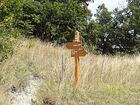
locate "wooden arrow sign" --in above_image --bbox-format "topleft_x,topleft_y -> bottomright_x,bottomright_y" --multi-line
77,49 -> 87,56
66,42 -> 82,49
71,49 -> 87,57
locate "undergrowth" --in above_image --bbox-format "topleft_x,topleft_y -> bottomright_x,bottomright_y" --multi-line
0,39 -> 140,105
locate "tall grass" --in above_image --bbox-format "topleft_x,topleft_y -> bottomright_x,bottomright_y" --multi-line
0,39 -> 140,105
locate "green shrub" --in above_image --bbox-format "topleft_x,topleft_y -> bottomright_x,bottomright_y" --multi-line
0,28 -> 22,62
0,0 -> 92,43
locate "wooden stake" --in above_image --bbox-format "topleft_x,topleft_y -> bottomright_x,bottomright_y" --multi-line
75,52 -> 80,88
75,31 -> 80,88
61,54 -> 65,81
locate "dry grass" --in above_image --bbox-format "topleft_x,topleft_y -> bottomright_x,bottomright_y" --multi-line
0,39 -> 140,105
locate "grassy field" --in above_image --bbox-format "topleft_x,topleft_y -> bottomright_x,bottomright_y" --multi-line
0,39 -> 140,105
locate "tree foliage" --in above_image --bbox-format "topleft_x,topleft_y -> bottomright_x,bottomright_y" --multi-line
87,2 -> 140,54
128,0 -> 140,52
0,0 -> 140,57
0,0 -> 92,43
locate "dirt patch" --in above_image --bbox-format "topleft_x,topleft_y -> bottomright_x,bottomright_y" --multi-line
10,74 -> 42,105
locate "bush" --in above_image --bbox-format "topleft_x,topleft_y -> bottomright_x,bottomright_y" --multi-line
0,28 -> 22,62
0,0 -> 92,43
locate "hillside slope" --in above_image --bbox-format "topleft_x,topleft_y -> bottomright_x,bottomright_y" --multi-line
0,39 -> 140,105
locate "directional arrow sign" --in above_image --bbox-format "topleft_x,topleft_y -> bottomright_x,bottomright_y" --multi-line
71,49 -> 87,57
66,42 -> 82,49
77,49 -> 87,56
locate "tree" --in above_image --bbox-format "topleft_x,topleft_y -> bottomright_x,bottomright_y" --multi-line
111,8 -> 136,54
95,4 -> 112,25
94,4 -> 113,54
128,0 -> 140,53
92,2 -> 140,54
0,0 -> 93,43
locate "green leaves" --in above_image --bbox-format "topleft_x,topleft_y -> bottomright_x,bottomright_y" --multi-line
128,0 -> 140,53
0,28 -> 22,62
87,2 -> 140,54
95,4 -> 112,25
28,0 -> 92,43
2,0 -> 91,43
0,0 -> 139,55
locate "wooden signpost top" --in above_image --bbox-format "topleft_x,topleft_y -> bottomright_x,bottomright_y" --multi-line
75,31 -> 80,42
66,31 -> 87,57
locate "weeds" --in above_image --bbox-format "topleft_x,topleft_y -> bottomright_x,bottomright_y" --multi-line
0,39 -> 140,105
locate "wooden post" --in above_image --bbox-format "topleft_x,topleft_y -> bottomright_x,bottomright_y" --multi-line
75,52 -> 80,87
61,54 -> 65,81
75,31 -> 80,88
75,31 -> 80,42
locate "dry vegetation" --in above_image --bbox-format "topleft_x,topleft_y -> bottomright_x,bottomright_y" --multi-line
0,39 -> 140,105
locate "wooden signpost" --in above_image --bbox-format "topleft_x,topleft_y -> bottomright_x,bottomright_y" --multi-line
66,31 -> 87,88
